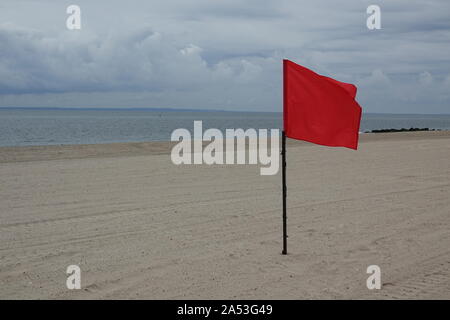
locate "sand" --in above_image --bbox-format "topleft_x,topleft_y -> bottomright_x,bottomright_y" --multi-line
0,131 -> 449,299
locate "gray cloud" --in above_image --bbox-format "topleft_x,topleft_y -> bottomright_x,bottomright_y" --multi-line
0,0 -> 449,113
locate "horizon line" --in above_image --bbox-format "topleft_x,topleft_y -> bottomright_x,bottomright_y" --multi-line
0,106 -> 449,116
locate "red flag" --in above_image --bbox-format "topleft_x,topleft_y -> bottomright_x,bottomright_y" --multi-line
283,59 -> 362,150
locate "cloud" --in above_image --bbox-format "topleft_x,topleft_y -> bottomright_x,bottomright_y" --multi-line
0,0 -> 450,113
418,71 -> 433,85
0,25 -> 210,94
0,23 -> 280,110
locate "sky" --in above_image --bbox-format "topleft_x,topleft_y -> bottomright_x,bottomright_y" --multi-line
0,0 -> 449,113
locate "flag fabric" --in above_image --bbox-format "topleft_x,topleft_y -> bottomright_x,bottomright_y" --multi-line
283,59 -> 362,150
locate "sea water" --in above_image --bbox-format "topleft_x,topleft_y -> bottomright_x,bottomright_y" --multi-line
0,108 -> 449,147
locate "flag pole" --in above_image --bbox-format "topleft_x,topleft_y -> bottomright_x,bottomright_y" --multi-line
281,130 -> 287,255
281,59 -> 288,255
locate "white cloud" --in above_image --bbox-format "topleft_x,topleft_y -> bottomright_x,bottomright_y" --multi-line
180,44 -> 202,56
418,71 -> 433,85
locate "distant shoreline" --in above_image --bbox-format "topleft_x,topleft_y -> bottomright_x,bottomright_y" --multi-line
367,127 -> 442,133
0,106 -> 450,116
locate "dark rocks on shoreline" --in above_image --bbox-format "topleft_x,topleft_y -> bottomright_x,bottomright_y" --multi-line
366,128 -> 440,133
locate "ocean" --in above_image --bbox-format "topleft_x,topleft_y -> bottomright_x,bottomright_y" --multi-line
1,108 -> 450,147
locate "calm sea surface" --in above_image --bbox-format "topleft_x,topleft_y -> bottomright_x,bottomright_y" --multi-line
1,108 -> 450,147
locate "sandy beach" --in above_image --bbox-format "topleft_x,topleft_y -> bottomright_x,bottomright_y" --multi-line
0,131 -> 449,299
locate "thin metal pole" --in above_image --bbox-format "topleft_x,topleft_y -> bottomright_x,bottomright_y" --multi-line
281,130 -> 287,255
